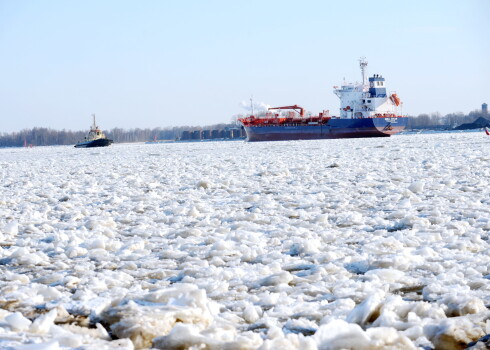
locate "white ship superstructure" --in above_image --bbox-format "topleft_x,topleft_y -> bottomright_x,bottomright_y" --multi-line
334,58 -> 402,119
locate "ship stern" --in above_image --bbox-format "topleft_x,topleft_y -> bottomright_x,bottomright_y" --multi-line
372,117 -> 408,136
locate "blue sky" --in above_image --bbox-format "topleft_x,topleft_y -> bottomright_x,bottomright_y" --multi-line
0,0 -> 489,132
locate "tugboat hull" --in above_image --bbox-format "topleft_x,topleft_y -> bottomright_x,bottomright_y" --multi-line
74,138 -> 113,148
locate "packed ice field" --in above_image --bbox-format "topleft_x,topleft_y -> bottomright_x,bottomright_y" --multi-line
1,131 -> 490,350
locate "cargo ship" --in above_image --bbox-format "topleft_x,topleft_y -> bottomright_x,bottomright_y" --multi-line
238,58 -> 408,142
74,115 -> 113,148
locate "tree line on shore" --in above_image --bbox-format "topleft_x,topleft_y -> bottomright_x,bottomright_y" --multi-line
0,123 -> 235,147
406,109 -> 487,130
0,110 -> 488,147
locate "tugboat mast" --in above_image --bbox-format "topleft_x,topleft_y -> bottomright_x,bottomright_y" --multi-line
91,114 -> 97,130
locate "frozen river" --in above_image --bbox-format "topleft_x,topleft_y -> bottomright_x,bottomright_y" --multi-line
1,132 -> 490,349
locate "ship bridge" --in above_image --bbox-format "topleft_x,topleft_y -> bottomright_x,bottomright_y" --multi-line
369,74 -> 386,97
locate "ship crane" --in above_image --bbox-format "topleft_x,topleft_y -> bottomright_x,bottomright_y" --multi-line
268,105 -> 305,117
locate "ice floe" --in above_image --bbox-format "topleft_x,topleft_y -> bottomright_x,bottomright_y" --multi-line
0,132 -> 489,349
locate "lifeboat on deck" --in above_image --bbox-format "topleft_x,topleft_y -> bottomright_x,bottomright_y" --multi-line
390,94 -> 401,106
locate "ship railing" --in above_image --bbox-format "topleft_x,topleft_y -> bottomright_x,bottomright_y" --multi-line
252,121 -> 331,127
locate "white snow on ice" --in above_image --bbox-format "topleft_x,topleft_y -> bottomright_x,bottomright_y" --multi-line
0,132 -> 490,349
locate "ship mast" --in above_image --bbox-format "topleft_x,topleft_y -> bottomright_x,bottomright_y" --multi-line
359,57 -> 368,87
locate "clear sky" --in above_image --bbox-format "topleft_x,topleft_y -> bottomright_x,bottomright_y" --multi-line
0,0 -> 489,132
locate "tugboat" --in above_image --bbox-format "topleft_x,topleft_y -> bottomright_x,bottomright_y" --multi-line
238,58 -> 408,141
74,114 -> 113,148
